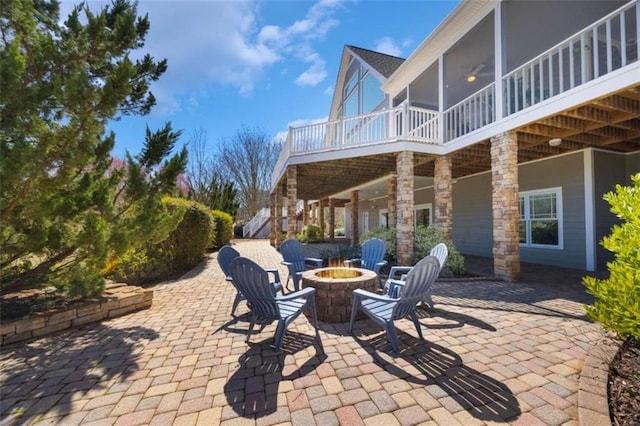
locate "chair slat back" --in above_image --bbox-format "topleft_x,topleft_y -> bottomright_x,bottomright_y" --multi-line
429,243 -> 448,273
360,238 -> 386,271
280,239 -> 307,273
230,257 -> 279,319
393,256 -> 440,318
217,245 -> 240,280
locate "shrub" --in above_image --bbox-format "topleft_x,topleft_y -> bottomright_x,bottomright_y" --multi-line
584,173 -> 640,341
211,210 -> 233,249
360,227 -> 397,260
106,198 -> 213,284
412,225 -> 465,276
297,224 -> 323,243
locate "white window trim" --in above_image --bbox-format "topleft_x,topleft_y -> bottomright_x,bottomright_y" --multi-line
414,203 -> 433,228
379,208 -> 388,228
362,211 -> 369,234
519,187 -> 564,250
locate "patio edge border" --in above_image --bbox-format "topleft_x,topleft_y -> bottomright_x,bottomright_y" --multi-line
577,330 -> 620,426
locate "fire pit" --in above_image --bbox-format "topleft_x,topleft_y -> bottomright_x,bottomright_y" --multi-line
301,267 -> 378,323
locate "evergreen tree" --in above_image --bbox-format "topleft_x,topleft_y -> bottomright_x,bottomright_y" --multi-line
0,0 -> 187,296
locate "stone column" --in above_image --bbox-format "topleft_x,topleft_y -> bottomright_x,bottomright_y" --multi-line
269,192 -> 276,246
328,198 -> 335,242
491,131 -> 520,282
434,155 -> 453,241
387,175 -> 397,229
319,199 -> 325,240
302,199 -> 309,227
275,185 -> 282,246
286,166 -> 297,240
396,151 -> 414,265
351,191 -> 359,245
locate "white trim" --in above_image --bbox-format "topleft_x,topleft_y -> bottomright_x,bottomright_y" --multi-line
519,187 -> 564,250
362,211 -> 370,234
584,149 -> 596,271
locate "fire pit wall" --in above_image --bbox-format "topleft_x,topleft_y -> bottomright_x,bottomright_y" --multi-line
301,267 -> 378,323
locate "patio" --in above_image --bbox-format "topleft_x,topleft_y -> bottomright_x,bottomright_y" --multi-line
0,239 -> 612,425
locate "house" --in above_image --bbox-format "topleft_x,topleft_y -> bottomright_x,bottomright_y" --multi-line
268,0 -> 640,281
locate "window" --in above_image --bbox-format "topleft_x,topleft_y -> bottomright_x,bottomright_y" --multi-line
519,188 -> 563,249
379,209 -> 388,229
414,204 -> 432,228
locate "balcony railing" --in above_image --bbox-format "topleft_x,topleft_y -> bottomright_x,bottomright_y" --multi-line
243,207 -> 270,238
503,0 -> 638,116
443,83 -> 496,142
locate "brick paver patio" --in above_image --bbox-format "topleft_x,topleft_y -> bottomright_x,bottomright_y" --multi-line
0,239 -> 607,425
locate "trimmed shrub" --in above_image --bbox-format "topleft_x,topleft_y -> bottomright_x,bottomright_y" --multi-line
360,227 -> 397,260
106,198 -> 213,284
584,173 -> 640,341
297,224 -> 323,243
211,210 -> 233,249
412,225 -> 465,276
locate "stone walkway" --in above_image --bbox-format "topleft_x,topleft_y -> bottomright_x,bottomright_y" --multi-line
0,240 -> 608,425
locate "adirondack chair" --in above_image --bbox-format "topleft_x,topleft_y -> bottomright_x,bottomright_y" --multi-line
229,256 -> 320,351
384,243 -> 448,308
279,239 -> 324,292
349,255 -> 441,353
217,245 -> 283,315
345,238 -> 388,287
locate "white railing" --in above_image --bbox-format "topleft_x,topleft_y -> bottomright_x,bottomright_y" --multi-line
443,83 -> 496,142
504,1 -> 638,116
243,207 -> 270,238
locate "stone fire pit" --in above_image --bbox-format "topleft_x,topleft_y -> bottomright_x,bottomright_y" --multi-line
301,267 -> 378,323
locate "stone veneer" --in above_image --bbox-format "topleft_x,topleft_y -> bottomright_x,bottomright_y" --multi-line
387,175 -> 397,229
274,185 -> 283,247
328,197 -> 335,242
396,151 -> 414,265
286,166 -> 297,239
319,199 -> 325,238
434,155 -> 453,241
491,131 -> 521,282
1,283 -> 153,345
269,192 -> 276,246
350,191 -> 359,245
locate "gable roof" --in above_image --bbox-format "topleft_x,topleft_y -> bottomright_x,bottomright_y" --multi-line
345,45 -> 405,79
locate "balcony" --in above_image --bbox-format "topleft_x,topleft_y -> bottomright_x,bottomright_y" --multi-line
273,1 -> 639,190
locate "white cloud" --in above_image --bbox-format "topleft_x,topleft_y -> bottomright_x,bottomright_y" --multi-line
295,53 -> 327,87
274,116 -> 329,142
373,36 -> 402,57
324,84 -> 335,96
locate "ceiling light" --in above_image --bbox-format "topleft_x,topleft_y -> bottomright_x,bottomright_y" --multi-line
548,138 -> 562,147
466,74 -> 477,83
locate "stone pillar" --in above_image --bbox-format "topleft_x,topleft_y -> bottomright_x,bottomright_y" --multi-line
434,155 -> 453,241
275,185 -> 282,246
286,166 -> 297,240
387,175 -> 397,229
351,191 -> 359,245
319,199 -> 325,240
312,202 -> 318,225
491,131 -> 520,282
328,198 -> 335,242
269,192 -> 276,246
396,151 -> 414,265
302,199 -> 309,227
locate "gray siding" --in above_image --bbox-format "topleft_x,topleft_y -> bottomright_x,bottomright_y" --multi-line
452,173 -> 494,256
594,151 -> 635,270
626,153 -> 640,180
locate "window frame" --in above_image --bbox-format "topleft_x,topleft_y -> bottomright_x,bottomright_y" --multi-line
519,187 -> 563,250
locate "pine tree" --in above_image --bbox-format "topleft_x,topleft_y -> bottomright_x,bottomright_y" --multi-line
0,0 -> 187,296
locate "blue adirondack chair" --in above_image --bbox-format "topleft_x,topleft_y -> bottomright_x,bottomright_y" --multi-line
384,243 -> 448,307
217,245 -> 283,316
229,256 -> 320,351
279,239 -> 324,292
349,255 -> 440,353
345,238 -> 388,287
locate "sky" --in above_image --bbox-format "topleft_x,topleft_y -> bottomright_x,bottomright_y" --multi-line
60,0 -> 460,158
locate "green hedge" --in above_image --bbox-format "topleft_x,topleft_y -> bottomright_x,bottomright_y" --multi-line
211,210 -> 233,250
106,197 -> 214,284
297,224 -> 323,243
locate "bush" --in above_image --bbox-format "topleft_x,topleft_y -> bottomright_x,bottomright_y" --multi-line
106,198 -> 214,284
297,224 -> 323,243
584,173 -> 640,341
360,227 -> 397,260
413,225 -> 465,276
211,210 -> 233,249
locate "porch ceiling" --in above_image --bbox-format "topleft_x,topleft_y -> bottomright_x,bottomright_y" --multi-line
281,84 -> 640,200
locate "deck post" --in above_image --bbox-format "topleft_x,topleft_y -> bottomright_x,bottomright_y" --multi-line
387,175 -> 397,229
396,151 -> 414,265
319,199 -> 325,240
302,199 -> 309,227
490,130 -> 520,282
434,155 -> 453,241
351,191 -> 359,245
286,166 -> 297,240
329,197 -> 336,242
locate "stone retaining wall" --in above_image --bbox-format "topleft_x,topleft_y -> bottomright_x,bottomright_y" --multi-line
1,283 -> 153,345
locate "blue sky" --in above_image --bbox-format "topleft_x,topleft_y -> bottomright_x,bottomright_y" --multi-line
62,0 -> 459,158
